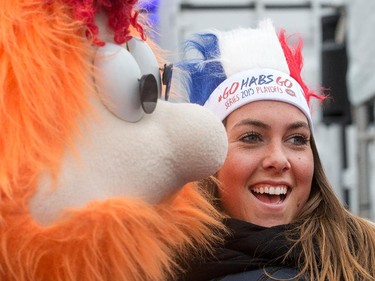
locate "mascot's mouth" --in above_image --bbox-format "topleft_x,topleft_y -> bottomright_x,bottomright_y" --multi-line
250,185 -> 288,204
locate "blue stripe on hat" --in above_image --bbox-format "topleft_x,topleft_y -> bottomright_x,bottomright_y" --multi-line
176,33 -> 227,105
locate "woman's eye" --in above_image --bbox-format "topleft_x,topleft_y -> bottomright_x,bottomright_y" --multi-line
240,131 -> 262,143
289,134 -> 309,146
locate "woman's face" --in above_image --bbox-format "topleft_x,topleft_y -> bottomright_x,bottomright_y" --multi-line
217,101 -> 313,227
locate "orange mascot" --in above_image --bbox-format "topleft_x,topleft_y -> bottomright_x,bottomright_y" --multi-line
0,0 -> 228,280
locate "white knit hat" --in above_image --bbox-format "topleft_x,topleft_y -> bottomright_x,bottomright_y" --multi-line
178,19 -> 314,130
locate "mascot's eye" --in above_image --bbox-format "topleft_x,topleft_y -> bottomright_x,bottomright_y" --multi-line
138,64 -> 173,113
127,38 -> 173,102
94,39 -> 172,122
139,74 -> 158,113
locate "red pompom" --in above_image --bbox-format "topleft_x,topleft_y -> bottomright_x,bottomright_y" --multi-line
278,29 -> 325,105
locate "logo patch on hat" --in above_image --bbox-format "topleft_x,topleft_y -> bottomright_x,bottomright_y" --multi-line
204,68 -> 312,129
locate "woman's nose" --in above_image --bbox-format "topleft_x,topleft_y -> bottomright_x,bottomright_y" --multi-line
261,142 -> 291,172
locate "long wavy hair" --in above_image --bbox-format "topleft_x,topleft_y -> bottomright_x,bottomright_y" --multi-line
279,29 -> 375,281
286,135 -> 375,280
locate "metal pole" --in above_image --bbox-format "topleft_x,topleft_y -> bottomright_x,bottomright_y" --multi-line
355,104 -> 371,218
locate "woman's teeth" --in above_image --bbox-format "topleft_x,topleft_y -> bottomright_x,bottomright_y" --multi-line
252,186 -> 287,195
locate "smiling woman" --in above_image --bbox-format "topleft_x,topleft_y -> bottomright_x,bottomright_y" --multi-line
218,101 -> 313,228
176,19 -> 375,281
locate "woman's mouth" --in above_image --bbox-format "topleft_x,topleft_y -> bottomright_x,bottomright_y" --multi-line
250,185 -> 288,204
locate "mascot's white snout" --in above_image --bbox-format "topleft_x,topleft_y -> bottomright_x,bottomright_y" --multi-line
28,30 -> 228,225
29,96 -> 227,225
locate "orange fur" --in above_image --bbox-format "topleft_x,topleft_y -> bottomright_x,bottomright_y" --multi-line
0,1 -> 225,280
1,183 -> 223,281
0,0 -> 92,201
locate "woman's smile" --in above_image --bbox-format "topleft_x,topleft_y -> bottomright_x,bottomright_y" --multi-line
250,183 -> 289,204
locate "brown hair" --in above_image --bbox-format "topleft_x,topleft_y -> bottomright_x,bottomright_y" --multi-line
286,136 -> 375,280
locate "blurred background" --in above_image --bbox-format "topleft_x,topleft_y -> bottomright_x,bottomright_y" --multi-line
143,0 -> 375,221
